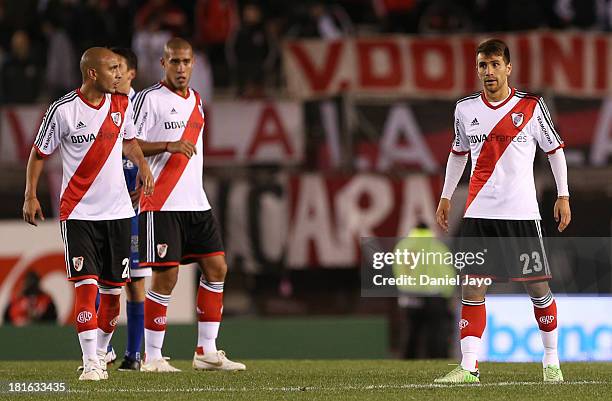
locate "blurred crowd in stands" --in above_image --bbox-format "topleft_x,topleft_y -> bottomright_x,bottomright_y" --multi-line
1,0 -> 612,103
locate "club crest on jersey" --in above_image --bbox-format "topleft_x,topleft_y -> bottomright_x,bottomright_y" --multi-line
72,256 -> 84,272
157,243 -> 168,258
511,112 -> 524,127
111,112 -> 122,127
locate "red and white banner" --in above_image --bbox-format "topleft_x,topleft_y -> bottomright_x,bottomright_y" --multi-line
205,100 -> 304,165
283,31 -> 612,99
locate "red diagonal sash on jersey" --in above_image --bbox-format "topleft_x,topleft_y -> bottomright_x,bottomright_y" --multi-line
465,96 -> 538,213
140,92 -> 204,211
60,95 -> 128,220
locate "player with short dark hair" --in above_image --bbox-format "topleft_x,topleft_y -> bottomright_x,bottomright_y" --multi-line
23,47 -> 154,381
434,38 -> 570,384
110,46 -> 150,371
133,37 -> 245,372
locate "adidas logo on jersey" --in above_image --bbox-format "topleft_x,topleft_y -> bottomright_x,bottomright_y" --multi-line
170,108 -> 178,114
470,118 -> 479,126
76,121 -> 86,129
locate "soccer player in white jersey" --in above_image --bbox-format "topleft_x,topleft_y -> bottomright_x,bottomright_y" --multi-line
132,38 -> 245,372
22,47 -> 154,381
434,39 -> 571,384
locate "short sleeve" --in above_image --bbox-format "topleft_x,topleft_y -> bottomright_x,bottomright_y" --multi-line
451,106 -> 470,155
122,98 -> 136,140
532,98 -> 564,154
132,90 -> 156,140
33,102 -> 63,157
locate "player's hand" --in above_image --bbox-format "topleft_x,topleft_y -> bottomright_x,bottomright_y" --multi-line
23,197 -> 44,226
554,197 -> 571,232
167,140 -> 196,158
436,198 -> 451,233
138,165 -> 155,197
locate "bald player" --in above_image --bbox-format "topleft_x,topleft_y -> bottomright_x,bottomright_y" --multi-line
23,47 -> 154,381
133,38 -> 245,372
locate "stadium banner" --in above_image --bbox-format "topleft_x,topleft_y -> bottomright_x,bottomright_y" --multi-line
205,100 -> 304,165
0,221 -> 195,326
481,296 -> 612,362
208,172 -> 451,272
304,98 -> 612,170
283,31 -> 612,100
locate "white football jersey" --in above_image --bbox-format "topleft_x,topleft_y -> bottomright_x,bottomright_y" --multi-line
33,89 -> 136,221
452,88 -> 564,220
133,82 -> 210,212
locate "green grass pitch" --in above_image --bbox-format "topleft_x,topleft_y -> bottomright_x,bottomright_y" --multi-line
1,360 -> 610,400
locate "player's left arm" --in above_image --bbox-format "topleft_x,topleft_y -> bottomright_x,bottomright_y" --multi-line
533,98 -> 571,232
123,139 -> 154,196
549,150 -> 571,232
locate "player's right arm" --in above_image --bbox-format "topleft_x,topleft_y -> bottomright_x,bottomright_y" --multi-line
23,149 -> 46,226
132,88 -> 196,158
436,106 -> 470,232
23,99 -> 63,226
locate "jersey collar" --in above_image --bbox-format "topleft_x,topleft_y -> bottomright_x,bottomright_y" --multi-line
480,87 -> 514,110
76,88 -> 106,110
160,81 -> 191,99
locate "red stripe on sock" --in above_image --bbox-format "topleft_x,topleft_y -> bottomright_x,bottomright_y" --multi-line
460,303 -> 486,339
534,299 -> 557,332
97,293 -> 120,333
144,297 -> 168,331
74,283 -> 98,333
197,285 -> 223,322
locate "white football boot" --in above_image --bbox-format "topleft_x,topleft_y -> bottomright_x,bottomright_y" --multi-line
192,350 -> 246,371
140,357 -> 181,372
78,356 -> 107,381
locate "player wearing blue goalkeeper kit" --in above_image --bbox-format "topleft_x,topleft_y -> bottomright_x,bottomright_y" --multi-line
112,47 -> 151,371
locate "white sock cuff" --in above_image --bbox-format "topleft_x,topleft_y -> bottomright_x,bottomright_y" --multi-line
78,328 -> 97,340
531,291 -> 554,308
462,298 -> 485,306
146,290 -> 171,306
200,279 -> 224,293
74,278 -> 98,288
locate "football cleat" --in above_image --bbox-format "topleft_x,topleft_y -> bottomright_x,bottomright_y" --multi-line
117,356 -> 141,371
434,365 -> 480,384
96,350 -> 110,379
78,357 -> 107,381
140,357 -> 181,372
543,365 -> 564,382
105,347 -> 117,365
192,350 -> 246,371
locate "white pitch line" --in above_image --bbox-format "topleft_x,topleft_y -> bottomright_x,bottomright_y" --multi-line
66,381 -> 607,393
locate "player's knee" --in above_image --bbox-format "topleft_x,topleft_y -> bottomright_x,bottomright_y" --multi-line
204,262 -> 227,282
525,280 -> 550,298
126,277 -> 145,301
151,268 -> 179,294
